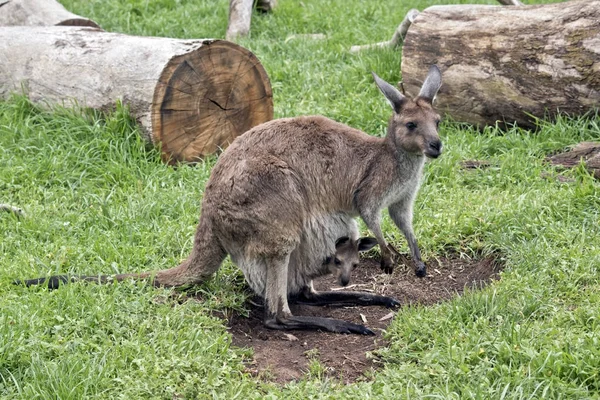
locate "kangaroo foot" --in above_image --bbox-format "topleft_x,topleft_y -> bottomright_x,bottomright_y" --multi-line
293,290 -> 400,308
264,315 -> 375,335
414,261 -> 426,277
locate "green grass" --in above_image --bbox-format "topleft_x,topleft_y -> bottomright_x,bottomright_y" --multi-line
1,0 -> 599,398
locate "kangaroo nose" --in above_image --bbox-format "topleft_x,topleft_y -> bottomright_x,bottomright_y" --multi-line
429,140 -> 442,152
426,140 -> 442,158
339,274 -> 350,287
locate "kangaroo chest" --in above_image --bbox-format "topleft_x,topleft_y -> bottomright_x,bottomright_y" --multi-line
380,161 -> 425,209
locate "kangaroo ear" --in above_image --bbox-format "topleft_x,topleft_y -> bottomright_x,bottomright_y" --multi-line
418,65 -> 442,103
357,237 -> 378,252
335,236 -> 351,248
372,72 -> 405,114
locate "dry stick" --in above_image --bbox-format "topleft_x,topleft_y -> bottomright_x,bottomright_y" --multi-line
350,9 -> 419,53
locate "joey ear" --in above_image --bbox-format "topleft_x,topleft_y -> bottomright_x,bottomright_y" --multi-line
335,236 -> 351,248
418,65 -> 442,103
357,237 -> 378,252
372,72 -> 405,114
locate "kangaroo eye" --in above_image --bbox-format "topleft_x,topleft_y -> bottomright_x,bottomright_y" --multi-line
334,258 -> 341,265
406,122 -> 417,130
352,264 -> 359,270
436,119 -> 441,128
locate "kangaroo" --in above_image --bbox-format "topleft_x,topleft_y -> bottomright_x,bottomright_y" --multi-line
19,66 -> 443,334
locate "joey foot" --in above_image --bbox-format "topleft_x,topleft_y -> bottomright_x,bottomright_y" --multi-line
380,243 -> 401,274
380,255 -> 394,274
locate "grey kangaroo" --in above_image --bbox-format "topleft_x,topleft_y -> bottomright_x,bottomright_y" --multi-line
19,66 -> 443,335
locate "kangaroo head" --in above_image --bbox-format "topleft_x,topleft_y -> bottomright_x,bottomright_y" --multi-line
326,236 -> 378,287
372,65 -> 443,159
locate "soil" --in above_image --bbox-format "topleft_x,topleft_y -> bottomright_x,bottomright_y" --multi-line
224,254 -> 502,384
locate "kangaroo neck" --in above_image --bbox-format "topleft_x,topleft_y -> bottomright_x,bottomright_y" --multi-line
384,134 -> 425,173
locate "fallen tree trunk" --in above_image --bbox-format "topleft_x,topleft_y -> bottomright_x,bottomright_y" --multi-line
0,0 -> 100,28
547,142 -> 600,179
401,0 -> 600,129
0,26 -> 273,164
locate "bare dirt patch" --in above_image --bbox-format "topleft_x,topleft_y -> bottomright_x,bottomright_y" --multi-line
224,254 -> 502,384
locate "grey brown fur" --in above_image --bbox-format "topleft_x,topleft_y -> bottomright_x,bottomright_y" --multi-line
19,66 -> 443,335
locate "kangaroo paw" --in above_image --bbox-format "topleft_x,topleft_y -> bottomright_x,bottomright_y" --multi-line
414,261 -> 426,277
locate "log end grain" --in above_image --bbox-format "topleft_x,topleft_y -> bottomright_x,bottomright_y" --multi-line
152,40 -> 273,164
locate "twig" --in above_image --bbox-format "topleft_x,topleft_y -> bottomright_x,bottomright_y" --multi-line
343,355 -> 366,365
350,9 -> 419,53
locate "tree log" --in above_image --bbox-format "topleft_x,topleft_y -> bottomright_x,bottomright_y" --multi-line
401,0 -> 600,129
0,0 -> 100,28
0,26 -> 273,164
547,142 -> 600,179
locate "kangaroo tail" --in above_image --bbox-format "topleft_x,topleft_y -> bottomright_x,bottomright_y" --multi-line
13,272 -> 155,290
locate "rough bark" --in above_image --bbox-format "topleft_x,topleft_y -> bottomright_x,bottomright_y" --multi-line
0,0 -> 100,28
0,26 -> 273,164
547,142 -> 600,179
401,0 -> 600,129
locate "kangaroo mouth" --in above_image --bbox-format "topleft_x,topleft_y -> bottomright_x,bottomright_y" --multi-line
425,149 -> 442,159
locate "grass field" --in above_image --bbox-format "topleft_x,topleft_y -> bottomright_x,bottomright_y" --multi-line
1,0 -> 599,398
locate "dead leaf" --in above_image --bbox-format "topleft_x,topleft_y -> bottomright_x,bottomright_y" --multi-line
283,333 -> 299,342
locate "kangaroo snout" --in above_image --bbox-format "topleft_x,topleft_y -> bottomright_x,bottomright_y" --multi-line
339,273 -> 350,287
426,139 -> 443,158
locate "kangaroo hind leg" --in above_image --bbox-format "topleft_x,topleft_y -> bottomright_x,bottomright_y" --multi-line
262,256 -> 374,335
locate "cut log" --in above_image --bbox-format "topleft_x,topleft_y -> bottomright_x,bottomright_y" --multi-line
0,0 -> 100,28
547,142 -> 600,179
0,26 -> 273,164
401,0 -> 600,129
